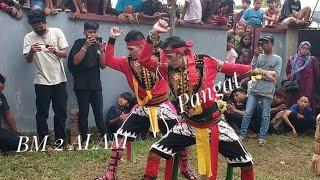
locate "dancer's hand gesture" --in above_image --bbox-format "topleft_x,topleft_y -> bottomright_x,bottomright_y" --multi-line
151,19 -> 170,34
110,27 -> 123,38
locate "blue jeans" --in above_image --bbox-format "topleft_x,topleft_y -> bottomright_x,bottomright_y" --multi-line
240,92 -> 272,139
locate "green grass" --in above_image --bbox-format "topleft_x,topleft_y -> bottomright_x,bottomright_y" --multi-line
0,135 -> 319,180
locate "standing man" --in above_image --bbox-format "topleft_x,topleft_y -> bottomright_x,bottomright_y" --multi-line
23,9 -> 69,149
68,21 -> 108,143
240,34 -> 282,146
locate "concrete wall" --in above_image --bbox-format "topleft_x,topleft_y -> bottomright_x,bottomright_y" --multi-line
0,12 -> 288,132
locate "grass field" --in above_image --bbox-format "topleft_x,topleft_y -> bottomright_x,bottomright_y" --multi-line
0,135 -> 319,180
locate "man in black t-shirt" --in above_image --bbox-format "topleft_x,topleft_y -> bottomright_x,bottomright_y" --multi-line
0,73 -> 20,152
279,0 -> 311,25
68,21 -> 107,142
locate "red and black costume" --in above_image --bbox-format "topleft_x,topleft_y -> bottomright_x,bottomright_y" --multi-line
138,36 -> 256,180
96,37 -> 194,180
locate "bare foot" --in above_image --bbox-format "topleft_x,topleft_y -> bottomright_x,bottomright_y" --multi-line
51,8 -> 58,15
44,7 -> 51,15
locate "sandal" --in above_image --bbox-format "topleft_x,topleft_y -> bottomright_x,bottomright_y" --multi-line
181,169 -> 197,180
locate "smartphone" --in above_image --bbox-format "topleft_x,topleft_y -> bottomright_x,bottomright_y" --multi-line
96,37 -> 102,43
38,43 -> 48,51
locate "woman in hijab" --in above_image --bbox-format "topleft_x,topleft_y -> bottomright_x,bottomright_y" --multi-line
286,41 -> 320,114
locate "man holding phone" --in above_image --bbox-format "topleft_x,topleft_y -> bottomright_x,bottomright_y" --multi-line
240,34 -> 282,146
68,21 -> 107,143
23,9 -> 69,150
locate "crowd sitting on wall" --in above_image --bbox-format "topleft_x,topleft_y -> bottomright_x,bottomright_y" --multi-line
0,0 -> 313,28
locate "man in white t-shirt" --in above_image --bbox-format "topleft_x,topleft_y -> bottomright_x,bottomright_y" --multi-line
23,9 -> 69,149
179,0 -> 202,24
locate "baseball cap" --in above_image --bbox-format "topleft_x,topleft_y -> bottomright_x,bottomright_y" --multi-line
258,34 -> 274,44
27,9 -> 46,25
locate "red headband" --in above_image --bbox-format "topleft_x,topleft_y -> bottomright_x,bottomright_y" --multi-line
126,39 -> 145,47
164,41 -> 198,85
163,47 -> 188,54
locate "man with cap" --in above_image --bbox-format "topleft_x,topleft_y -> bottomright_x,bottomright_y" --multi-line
23,9 -> 69,150
240,34 -> 282,146
96,28 -> 195,180
68,21 -> 108,143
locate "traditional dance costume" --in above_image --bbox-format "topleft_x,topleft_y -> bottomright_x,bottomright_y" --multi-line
96,37 -> 194,180
139,35 -> 257,180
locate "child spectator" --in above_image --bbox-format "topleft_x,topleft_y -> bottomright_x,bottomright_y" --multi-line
0,0 -> 22,19
263,0 -> 279,27
179,0 -> 202,24
62,0 -> 87,14
282,96 -> 315,136
270,88 -> 287,119
225,88 -> 261,134
235,32 -> 252,63
105,92 -> 133,139
139,0 -> 166,21
234,0 -> 251,24
269,88 -> 287,134
241,0 -> 264,28
210,1 -> 230,25
30,0 -> 45,10
236,49 -> 252,65
226,34 -> 238,63
239,35 -> 282,146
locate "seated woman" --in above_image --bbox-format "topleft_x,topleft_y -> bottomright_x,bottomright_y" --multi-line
285,41 -> 320,114
279,0 -> 311,26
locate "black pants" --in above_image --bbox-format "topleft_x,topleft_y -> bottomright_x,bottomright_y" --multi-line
0,128 -> 20,152
75,90 -> 107,140
35,82 -> 67,144
287,111 -> 315,134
